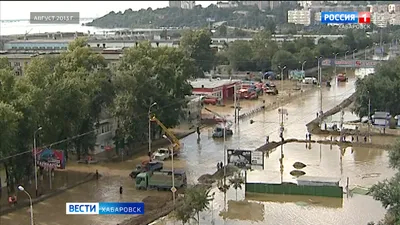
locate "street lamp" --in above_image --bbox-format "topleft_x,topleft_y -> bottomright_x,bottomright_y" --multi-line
148,102 -> 157,155
352,49 -> 357,59
301,61 -> 306,71
344,51 -> 349,73
33,126 -> 42,197
162,135 -> 176,209
315,56 -> 323,123
333,53 -> 339,80
18,185 -> 34,225
365,45 -> 369,60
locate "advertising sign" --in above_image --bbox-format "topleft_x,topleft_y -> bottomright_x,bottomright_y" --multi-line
289,70 -> 305,80
227,149 -> 264,168
34,148 -> 66,169
321,59 -> 381,68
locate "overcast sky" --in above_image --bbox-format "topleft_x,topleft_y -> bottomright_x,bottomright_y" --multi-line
0,1 -> 217,20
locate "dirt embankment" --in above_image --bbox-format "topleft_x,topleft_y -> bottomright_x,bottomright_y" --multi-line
120,166 -> 238,225
306,92 -> 356,134
255,138 -> 393,153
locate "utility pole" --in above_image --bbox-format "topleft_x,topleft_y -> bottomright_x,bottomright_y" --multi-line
344,51 -> 349,74
234,83 -> 237,123
278,65 -> 286,184
333,53 -> 339,85
316,56 -> 323,126
368,94 -> 371,142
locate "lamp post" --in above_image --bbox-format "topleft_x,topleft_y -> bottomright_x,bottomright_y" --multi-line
18,185 -> 34,225
367,91 -> 371,142
344,50 -> 349,73
148,102 -> 157,156
278,65 -> 286,183
365,45 -> 369,60
301,61 -> 306,71
333,53 -> 339,81
211,192 -> 215,224
33,126 -> 42,197
315,56 -> 323,124
352,49 -> 357,59
162,135 -> 175,209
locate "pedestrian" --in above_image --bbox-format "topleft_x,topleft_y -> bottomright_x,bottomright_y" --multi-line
343,135 -> 346,141
119,186 -> 123,195
330,136 -> 333,142
96,170 -> 99,180
306,133 -> 308,140
364,136 -> 367,142
356,136 -> 359,142
217,162 -> 220,170
308,133 -> 312,141
324,123 -> 327,130
196,126 -> 200,137
266,136 -> 269,144
351,136 -> 354,142
220,162 -> 223,169
316,112 -> 319,118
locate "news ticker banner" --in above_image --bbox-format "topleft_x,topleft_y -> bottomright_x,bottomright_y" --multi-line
321,59 -> 381,68
66,202 -> 144,215
30,12 -> 80,24
321,12 -> 371,24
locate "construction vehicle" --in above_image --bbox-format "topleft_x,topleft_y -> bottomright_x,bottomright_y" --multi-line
135,169 -> 187,190
203,108 -> 234,138
129,161 -> 164,179
150,116 -> 181,159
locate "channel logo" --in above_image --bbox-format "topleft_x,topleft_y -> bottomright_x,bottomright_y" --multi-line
66,202 -> 145,215
321,12 -> 371,24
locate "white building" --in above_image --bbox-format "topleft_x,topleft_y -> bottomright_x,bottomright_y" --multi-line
217,1 -> 239,8
181,1 -> 196,9
288,9 -> 312,26
372,12 -> 391,27
298,1 -> 313,9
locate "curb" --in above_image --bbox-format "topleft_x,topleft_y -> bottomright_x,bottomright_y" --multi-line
0,173 -> 95,216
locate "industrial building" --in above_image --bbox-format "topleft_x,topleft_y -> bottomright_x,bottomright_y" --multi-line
190,79 -> 241,103
169,1 -> 195,9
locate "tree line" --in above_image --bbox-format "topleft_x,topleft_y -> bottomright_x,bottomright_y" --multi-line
215,29 -> 375,73
87,3 -> 298,30
0,36 -> 206,193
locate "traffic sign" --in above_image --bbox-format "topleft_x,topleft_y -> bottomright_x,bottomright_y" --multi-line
171,187 -> 177,193
278,108 -> 288,115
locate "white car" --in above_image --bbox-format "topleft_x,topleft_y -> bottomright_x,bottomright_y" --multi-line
152,148 -> 171,161
302,77 -> 317,84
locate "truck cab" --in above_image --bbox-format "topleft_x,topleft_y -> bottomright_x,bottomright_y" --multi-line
129,161 -> 163,179
212,124 -> 233,138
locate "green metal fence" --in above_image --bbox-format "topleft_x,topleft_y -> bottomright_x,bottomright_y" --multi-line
246,182 -> 343,198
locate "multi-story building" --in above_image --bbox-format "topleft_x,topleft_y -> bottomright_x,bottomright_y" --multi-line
240,1 -> 280,10
372,12 -> 390,27
217,1 -> 239,9
388,4 -> 400,14
168,1 -> 195,9
288,9 -> 312,26
370,4 -> 389,13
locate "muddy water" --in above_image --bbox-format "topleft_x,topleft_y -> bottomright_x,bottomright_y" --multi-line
1,78 -> 386,225
155,143 -> 393,225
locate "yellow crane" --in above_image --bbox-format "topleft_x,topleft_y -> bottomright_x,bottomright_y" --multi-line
150,116 -> 181,151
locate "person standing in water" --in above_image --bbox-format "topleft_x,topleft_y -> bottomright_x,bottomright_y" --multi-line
119,186 -> 123,195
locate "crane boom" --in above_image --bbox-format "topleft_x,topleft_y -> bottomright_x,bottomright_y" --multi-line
150,116 -> 181,150
204,107 -> 233,128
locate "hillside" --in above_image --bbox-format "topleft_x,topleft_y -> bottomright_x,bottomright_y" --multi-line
86,3 -> 298,29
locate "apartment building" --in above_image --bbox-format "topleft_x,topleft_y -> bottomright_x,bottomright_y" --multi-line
217,1 -> 239,9
388,4 -> 400,13
240,1 -> 281,10
288,9 -> 312,26
370,4 -> 389,13
168,1 -> 195,9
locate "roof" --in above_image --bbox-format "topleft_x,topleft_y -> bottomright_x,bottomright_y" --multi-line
190,78 -> 240,89
297,176 -> 341,183
0,52 -> 121,60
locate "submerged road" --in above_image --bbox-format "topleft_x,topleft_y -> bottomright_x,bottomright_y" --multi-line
1,79 -> 361,225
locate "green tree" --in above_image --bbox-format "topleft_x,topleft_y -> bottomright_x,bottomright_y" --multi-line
113,42 -> 195,148
229,173 -> 245,200
186,186 -> 213,224
174,202 -> 195,225
369,140 -> 400,225
218,24 -> 228,37
271,50 -> 298,71
251,31 -> 278,71
180,29 -> 215,73
227,40 -> 254,71
354,59 -> 400,118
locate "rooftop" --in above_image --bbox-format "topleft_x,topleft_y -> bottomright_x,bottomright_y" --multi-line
190,78 -> 240,89
0,51 -> 122,60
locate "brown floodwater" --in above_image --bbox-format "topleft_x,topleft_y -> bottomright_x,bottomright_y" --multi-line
1,78 -> 393,225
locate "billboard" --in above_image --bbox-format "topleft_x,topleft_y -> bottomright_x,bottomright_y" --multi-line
227,149 -> 264,168
289,70 -> 305,80
34,148 -> 66,169
321,59 -> 381,68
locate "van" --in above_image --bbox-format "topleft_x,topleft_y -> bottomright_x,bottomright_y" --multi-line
302,77 -> 317,84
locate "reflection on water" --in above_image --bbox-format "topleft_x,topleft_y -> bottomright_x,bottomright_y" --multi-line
156,143 -> 393,225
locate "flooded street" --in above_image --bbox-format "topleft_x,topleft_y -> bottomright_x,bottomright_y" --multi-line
0,77 -> 393,225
